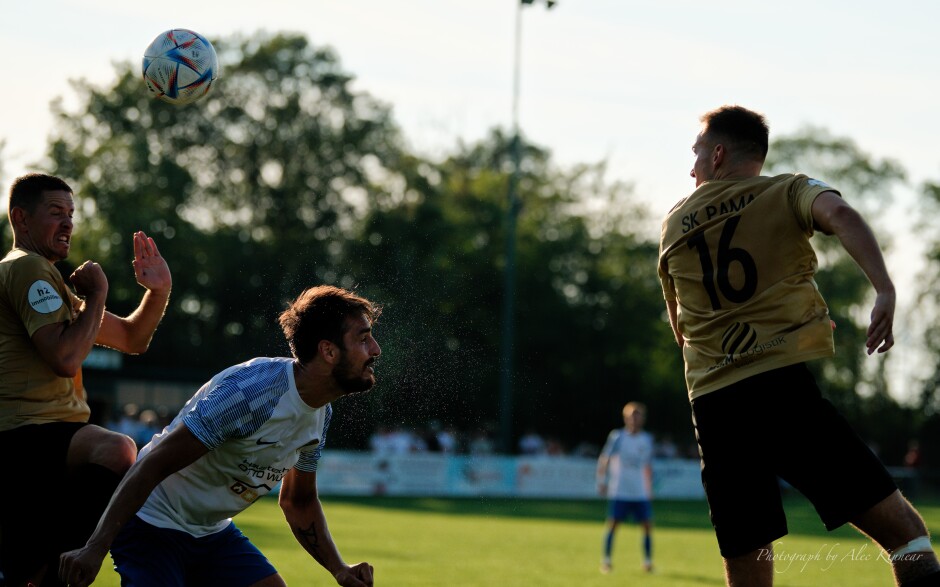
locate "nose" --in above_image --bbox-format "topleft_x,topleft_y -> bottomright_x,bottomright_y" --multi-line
371,338 -> 381,357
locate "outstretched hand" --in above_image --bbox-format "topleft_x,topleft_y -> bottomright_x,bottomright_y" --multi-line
866,290 -> 895,355
59,544 -> 107,587
132,231 -> 172,295
335,562 -> 374,586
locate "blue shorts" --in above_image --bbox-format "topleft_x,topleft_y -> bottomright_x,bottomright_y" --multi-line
608,499 -> 652,523
111,515 -> 278,587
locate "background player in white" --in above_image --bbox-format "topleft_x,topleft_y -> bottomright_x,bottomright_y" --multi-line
59,285 -> 381,587
596,402 -> 653,574
659,105 -> 940,587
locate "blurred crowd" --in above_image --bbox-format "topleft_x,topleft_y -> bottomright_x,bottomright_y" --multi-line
104,403 -> 174,449
368,423 -> 698,459
103,401 -> 703,458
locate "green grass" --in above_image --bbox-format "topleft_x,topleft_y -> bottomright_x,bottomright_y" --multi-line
89,493 -> 940,586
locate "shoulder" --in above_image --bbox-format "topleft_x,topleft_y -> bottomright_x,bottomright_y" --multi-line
605,429 -> 623,447
2,250 -> 61,290
665,196 -> 689,218
600,429 -> 621,451
2,249 -> 56,274
221,357 -> 292,384
769,173 -> 839,194
196,358 -> 293,409
183,358 -> 294,444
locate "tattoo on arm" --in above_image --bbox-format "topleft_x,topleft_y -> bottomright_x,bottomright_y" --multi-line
296,521 -> 328,567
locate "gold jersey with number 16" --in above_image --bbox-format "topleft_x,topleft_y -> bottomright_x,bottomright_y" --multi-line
658,173 -> 837,401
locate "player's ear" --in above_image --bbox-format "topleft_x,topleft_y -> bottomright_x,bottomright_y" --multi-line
318,339 -> 339,364
9,207 -> 27,230
712,143 -> 725,167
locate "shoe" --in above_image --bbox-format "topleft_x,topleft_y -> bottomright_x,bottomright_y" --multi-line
643,559 -> 654,573
600,558 -> 612,574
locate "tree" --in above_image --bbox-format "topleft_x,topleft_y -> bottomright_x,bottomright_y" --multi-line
916,180 -> 940,417
41,31 -> 688,452
45,32 -> 408,376
335,129 -> 687,451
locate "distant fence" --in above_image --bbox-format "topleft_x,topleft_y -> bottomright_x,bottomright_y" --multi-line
316,451 -> 706,500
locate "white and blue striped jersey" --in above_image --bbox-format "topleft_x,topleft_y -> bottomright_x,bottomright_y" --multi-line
135,357 -> 331,537
599,429 -> 653,501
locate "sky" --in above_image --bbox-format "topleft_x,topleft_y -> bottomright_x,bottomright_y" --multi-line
3,0 -> 939,398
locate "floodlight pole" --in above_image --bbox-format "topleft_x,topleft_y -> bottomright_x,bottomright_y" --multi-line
499,0 -> 554,455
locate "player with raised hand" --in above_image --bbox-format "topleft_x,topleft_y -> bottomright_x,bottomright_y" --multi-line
0,173 -> 171,587
59,286 -> 380,587
658,106 -> 940,587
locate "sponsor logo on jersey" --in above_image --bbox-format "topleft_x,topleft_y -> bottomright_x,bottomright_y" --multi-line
807,178 -> 830,188
28,280 -> 63,314
721,322 -> 758,358
230,479 -> 264,503
707,324 -> 787,372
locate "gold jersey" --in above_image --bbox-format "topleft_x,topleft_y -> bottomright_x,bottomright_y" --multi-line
0,248 -> 89,431
658,174 -> 837,400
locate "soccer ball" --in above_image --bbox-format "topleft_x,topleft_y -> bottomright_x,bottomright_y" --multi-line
142,29 -> 219,105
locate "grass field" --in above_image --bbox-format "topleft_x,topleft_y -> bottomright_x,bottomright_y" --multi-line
89,493 -> 939,586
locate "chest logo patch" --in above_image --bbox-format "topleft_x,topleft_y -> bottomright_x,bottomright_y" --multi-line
28,280 -> 63,314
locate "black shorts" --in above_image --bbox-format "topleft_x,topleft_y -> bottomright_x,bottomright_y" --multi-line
0,421 -> 88,581
690,363 -> 897,558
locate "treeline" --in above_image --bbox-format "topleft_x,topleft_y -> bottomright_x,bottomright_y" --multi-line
3,32 -> 940,462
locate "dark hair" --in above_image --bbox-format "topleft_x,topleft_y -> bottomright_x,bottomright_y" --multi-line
278,285 -> 381,363
9,173 -> 73,217
700,105 -> 769,161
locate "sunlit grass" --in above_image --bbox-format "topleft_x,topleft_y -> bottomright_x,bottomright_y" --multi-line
90,494 -> 938,586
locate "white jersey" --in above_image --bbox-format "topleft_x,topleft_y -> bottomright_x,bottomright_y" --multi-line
598,429 -> 653,500
136,357 -> 331,537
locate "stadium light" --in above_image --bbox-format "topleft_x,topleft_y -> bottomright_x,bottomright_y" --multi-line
499,0 -> 556,454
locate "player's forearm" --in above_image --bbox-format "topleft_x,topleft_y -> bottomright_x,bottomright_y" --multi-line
284,499 -> 348,577
116,288 -> 171,353
86,429 -> 202,552
83,455 -> 170,553
813,194 -> 894,294
830,209 -> 894,294
37,294 -> 106,376
98,290 -> 170,354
